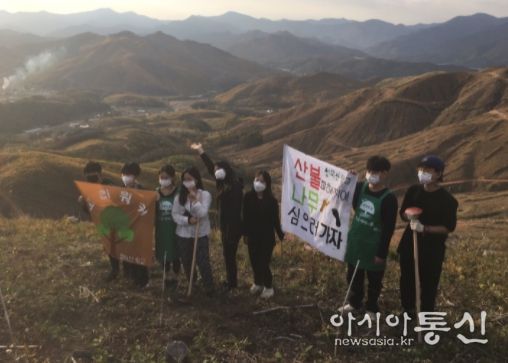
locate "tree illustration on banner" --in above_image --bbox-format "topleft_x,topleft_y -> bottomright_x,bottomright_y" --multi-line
97,206 -> 134,256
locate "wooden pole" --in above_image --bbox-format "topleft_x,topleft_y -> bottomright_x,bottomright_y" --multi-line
413,229 -> 422,343
334,259 -> 360,356
187,220 -> 200,297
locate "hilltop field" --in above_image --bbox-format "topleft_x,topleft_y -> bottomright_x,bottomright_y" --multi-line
0,189 -> 506,362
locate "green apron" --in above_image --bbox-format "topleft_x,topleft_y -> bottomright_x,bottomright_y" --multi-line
345,183 -> 391,271
155,188 -> 178,263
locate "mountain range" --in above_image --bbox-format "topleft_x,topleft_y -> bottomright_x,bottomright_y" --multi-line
1,10 -> 507,68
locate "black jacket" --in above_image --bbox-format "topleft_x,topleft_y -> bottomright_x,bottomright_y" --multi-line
398,184 -> 458,252
200,153 -> 243,241
242,190 -> 284,243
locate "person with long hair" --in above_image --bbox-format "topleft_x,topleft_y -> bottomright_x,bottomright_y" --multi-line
242,170 -> 285,299
190,143 -> 243,292
171,166 -> 215,296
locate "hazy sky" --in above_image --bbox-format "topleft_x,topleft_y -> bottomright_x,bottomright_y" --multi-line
0,0 -> 507,24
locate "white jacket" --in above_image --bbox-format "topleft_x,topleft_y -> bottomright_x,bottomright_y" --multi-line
172,189 -> 212,238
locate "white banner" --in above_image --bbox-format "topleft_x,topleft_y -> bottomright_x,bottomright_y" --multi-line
281,145 -> 357,261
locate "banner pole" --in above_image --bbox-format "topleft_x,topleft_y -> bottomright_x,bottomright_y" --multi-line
280,236 -> 284,289
159,251 -> 167,325
334,259 -> 360,356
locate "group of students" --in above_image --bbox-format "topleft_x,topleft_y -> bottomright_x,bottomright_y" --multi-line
81,147 -> 459,313
80,143 -> 285,298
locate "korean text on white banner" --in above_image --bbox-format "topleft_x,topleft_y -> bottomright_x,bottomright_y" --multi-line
281,145 -> 357,261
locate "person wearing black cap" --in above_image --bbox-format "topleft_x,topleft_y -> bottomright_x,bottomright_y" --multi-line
398,155 -> 458,314
341,156 -> 398,317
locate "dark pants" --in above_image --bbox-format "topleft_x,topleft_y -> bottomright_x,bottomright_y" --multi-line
399,239 -> 446,312
347,264 -> 385,312
221,231 -> 241,288
248,238 -> 275,288
132,264 -> 149,287
178,236 -> 214,290
110,256 -> 149,286
109,255 -> 120,275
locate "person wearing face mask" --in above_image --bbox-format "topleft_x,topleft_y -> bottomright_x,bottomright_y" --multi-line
398,155 -> 458,315
242,171 -> 285,299
340,156 -> 398,317
79,161 -> 115,214
79,161 -> 116,281
171,167 -> 215,296
155,164 -> 181,288
120,162 -> 150,289
190,143 -> 243,292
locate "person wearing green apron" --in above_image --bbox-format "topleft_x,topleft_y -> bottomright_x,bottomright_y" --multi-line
341,156 -> 398,316
155,164 -> 181,288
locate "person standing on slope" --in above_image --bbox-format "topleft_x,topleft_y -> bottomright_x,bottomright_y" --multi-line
243,170 -> 285,299
190,143 -> 243,292
341,156 -> 398,318
398,155 -> 458,315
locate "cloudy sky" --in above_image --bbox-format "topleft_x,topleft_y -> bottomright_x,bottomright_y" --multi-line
0,0 -> 507,24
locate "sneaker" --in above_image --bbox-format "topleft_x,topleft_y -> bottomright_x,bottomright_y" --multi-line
337,303 -> 358,314
250,284 -> 263,294
260,287 -> 274,299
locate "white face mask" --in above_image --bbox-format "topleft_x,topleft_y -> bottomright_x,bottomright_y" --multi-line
215,169 -> 226,180
253,180 -> 266,192
159,178 -> 172,188
183,180 -> 196,190
122,175 -> 134,186
366,172 -> 380,185
418,170 -> 433,185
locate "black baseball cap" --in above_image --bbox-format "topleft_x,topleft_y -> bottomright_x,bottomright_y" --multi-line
418,155 -> 445,172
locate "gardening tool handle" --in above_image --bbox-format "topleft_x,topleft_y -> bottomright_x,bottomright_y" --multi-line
187,219 -> 200,297
413,229 -> 422,343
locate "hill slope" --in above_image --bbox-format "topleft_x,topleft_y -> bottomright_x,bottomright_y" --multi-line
215,73 -> 362,109
214,68 -> 508,189
2,31 -> 272,95
368,13 -> 508,67
0,198 -> 506,360
223,31 -> 464,81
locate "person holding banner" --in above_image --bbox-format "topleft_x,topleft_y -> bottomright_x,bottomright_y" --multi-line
243,171 -> 285,299
78,161 -> 117,281
172,167 -> 215,296
155,164 -> 181,288
121,162 -> 150,289
341,156 -> 398,317
398,155 -> 458,315
79,161 -> 115,215
190,143 -> 243,292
